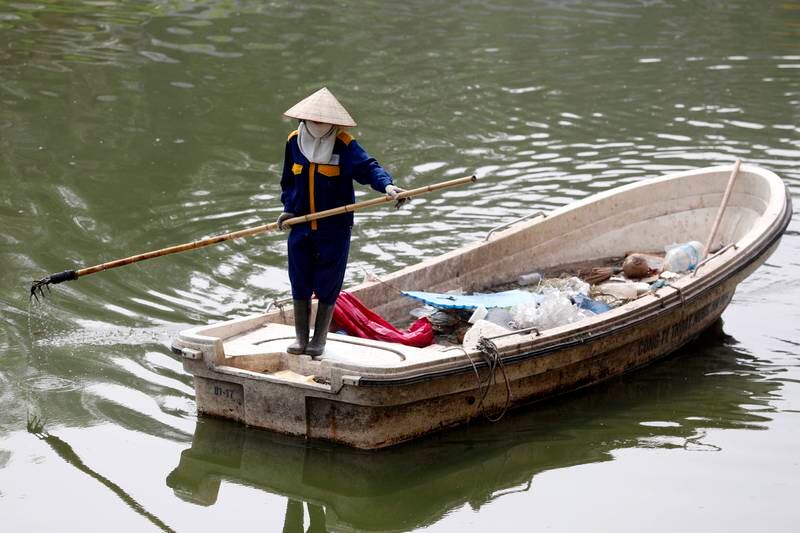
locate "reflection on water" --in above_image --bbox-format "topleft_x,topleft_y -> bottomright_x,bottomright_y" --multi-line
166,325 -> 778,531
282,500 -> 327,533
27,416 -> 175,533
1,0 -> 799,531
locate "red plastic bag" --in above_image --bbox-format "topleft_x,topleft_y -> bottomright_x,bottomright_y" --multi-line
332,291 -> 434,348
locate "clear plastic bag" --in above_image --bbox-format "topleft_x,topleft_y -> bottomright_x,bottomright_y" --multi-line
486,307 -> 515,329
539,276 -> 590,297
511,288 -> 593,330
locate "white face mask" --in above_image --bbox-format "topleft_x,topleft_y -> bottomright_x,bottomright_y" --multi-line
297,121 -> 337,163
305,120 -> 334,139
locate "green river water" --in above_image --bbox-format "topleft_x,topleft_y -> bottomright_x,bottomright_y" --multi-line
1,1 -> 799,531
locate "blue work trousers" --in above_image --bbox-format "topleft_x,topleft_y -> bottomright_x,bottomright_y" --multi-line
287,225 -> 351,304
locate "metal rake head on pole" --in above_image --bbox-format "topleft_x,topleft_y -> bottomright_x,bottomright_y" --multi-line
30,270 -> 77,302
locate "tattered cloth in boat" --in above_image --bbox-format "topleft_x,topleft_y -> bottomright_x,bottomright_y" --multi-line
334,291 -> 434,347
402,289 -> 543,310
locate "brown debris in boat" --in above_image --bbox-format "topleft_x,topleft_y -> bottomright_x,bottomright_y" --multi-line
583,266 -> 622,285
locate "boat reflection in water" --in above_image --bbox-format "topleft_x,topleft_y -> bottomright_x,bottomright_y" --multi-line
167,322 -> 778,532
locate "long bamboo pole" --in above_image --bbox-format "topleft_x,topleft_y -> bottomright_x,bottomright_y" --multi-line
702,160 -> 741,259
31,175 -> 478,297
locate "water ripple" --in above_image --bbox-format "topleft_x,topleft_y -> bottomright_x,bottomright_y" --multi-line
1,4 -> 800,528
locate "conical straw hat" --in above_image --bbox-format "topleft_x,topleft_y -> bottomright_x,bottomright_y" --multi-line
283,87 -> 357,127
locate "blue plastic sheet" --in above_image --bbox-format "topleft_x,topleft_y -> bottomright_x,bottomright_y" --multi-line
402,289 -> 542,310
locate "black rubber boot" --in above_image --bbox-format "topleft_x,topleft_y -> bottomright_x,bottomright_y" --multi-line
287,299 -> 311,354
306,302 -> 335,357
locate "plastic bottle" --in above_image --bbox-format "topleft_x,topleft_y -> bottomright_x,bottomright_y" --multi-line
518,272 -> 542,286
663,241 -> 705,273
598,282 -> 638,300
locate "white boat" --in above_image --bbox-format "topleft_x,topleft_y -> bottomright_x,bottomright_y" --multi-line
171,164 -> 791,449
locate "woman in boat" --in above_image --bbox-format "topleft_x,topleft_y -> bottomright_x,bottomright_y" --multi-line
276,87 -> 405,356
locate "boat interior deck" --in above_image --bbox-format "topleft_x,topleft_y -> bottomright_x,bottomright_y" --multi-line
224,323 -> 456,370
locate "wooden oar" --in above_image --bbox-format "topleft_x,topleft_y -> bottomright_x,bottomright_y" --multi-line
703,159 -> 741,259
30,175 -> 478,299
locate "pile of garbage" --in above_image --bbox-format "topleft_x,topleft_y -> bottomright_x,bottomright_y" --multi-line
404,240 -> 706,349
405,277 -> 604,349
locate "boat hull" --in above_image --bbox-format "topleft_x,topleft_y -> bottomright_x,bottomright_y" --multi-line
182,226 -> 784,450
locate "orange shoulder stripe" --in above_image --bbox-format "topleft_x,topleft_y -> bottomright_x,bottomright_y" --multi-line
337,130 -> 354,145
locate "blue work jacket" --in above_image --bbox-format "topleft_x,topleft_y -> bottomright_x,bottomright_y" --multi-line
280,129 -> 393,230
